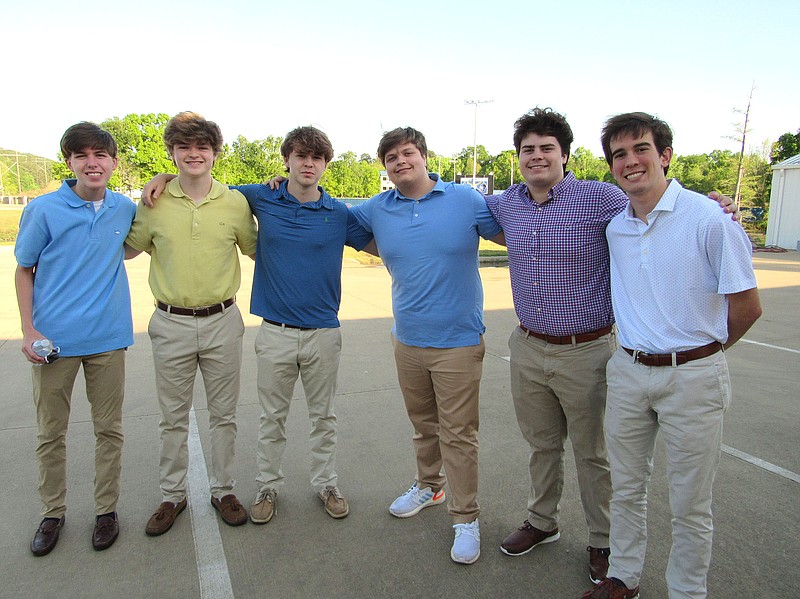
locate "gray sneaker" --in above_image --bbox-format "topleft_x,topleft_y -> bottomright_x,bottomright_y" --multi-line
318,486 -> 349,519
250,489 -> 277,524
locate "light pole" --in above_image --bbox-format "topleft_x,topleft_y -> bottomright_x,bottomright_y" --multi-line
465,99 -> 492,189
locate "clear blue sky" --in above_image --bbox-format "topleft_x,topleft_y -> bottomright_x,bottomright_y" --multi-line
3,0 -> 798,162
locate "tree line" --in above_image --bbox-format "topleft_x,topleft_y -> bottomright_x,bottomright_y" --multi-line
4,114 -> 799,214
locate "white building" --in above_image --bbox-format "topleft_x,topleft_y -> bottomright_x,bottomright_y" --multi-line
379,170 -> 395,193
766,154 -> 800,250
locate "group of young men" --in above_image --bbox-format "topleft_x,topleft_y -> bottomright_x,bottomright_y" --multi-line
16,106 -> 760,599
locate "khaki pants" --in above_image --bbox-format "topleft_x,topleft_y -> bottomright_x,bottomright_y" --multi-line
392,335 -> 484,524
32,349 -> 126,517
509,326 -> 614,547
148,304 -> 244,503
605,347 -> 730,598
254,322 -> 342,494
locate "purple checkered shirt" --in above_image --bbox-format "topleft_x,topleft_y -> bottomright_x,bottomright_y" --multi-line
486,173 -> 628,336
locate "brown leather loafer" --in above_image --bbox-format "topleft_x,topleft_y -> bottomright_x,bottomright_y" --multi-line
500,520 -> 560,556
31,516 -> 65,556
211,494 -> 248,526
146,499 -> 187,536
93,513 -> 119,550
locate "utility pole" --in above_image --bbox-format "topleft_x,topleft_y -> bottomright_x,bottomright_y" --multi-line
0,152 -> 22,195
734,82 -> 755,205
465,99 -> 493,189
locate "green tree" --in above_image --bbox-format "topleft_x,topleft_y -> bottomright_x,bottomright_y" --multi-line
322,151 -> 381,197
213,135 -> 283,185
455,145 -> 490,179
771,129 -> 800,163
484,149 -> 521,190
99,113 -> 173,192
427,151 -> 455,181
669,148 -> 770,210
568,147 -> 609,182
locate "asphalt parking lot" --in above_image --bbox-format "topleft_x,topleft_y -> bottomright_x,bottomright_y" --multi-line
0,248 -> 797,599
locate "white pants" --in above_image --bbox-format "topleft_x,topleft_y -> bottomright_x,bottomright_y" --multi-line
605,347 -> 731,598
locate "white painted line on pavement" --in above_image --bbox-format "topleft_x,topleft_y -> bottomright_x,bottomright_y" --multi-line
188,407 -> 234,599
722,444 -> 800,484
739,339 -> 800,354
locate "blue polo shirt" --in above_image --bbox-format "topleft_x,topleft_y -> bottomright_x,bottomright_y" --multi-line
234,182 -> 372,328
349,174 -> 501,348
14,181 -> 136,356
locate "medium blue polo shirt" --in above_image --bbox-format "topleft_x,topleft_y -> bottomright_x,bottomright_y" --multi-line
235,182 -> 372,328
349,174 -> 501,348
14,181 -> 136,356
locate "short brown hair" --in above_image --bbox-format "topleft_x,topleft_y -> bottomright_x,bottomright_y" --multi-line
60,122 -> 117,160
280,126 -> 334,163
163,111 -> 223,155
377,127 -> 427,165
513,107 -> 573,164
601,112 -> 673,175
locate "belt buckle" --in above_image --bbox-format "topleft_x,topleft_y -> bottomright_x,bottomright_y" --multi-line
633,350 -> 650,364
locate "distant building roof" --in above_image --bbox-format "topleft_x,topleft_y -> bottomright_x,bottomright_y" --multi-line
773,154 -> 800,168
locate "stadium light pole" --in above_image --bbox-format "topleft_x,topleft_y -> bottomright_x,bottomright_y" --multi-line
465,99 -> 492,189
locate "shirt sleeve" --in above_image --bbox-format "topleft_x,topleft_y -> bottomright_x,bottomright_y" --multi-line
705,215 -> 758,295
230,190 -> 258,255
484,193 -> 501,223
345,209 -> 374,250
474,189 -> 502,239
230,184 -> 261,211
124,202 -> 154,253
348,200 -> 374,233
14,204 -> 48,267
600,184 -> 629,224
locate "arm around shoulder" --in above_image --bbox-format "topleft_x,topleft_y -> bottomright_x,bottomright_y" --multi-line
724,287 -> 762,349
124,242 -> 143,260
141,173 -> 177,207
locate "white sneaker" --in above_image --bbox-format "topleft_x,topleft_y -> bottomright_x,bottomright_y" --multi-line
388,483 -> 446,518
451,519 -> 480,564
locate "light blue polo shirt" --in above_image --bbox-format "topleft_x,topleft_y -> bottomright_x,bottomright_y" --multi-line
350,174 -> 501,348
235,181 -> 372,328
15,181 -> 136,356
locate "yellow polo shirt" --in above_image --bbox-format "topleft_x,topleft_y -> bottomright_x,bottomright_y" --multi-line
127,178 -> 257,307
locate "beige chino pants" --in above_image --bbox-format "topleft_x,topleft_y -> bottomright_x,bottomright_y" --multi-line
254,322 -> 342,494
32,349 -> 126,518
392,335 -> 484,524
148,304 -> 244,503
509,326 -> 614,547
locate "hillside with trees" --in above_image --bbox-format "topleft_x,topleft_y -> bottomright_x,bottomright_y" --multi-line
0,149 -> 56,196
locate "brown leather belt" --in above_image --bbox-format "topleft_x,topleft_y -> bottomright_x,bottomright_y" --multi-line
623,341 -> 723,367
263,318 -> 317,331
519,324 -> 613,345
156,298 -> 234,317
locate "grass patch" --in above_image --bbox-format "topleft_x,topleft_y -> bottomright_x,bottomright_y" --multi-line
0,209 -> 22,244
